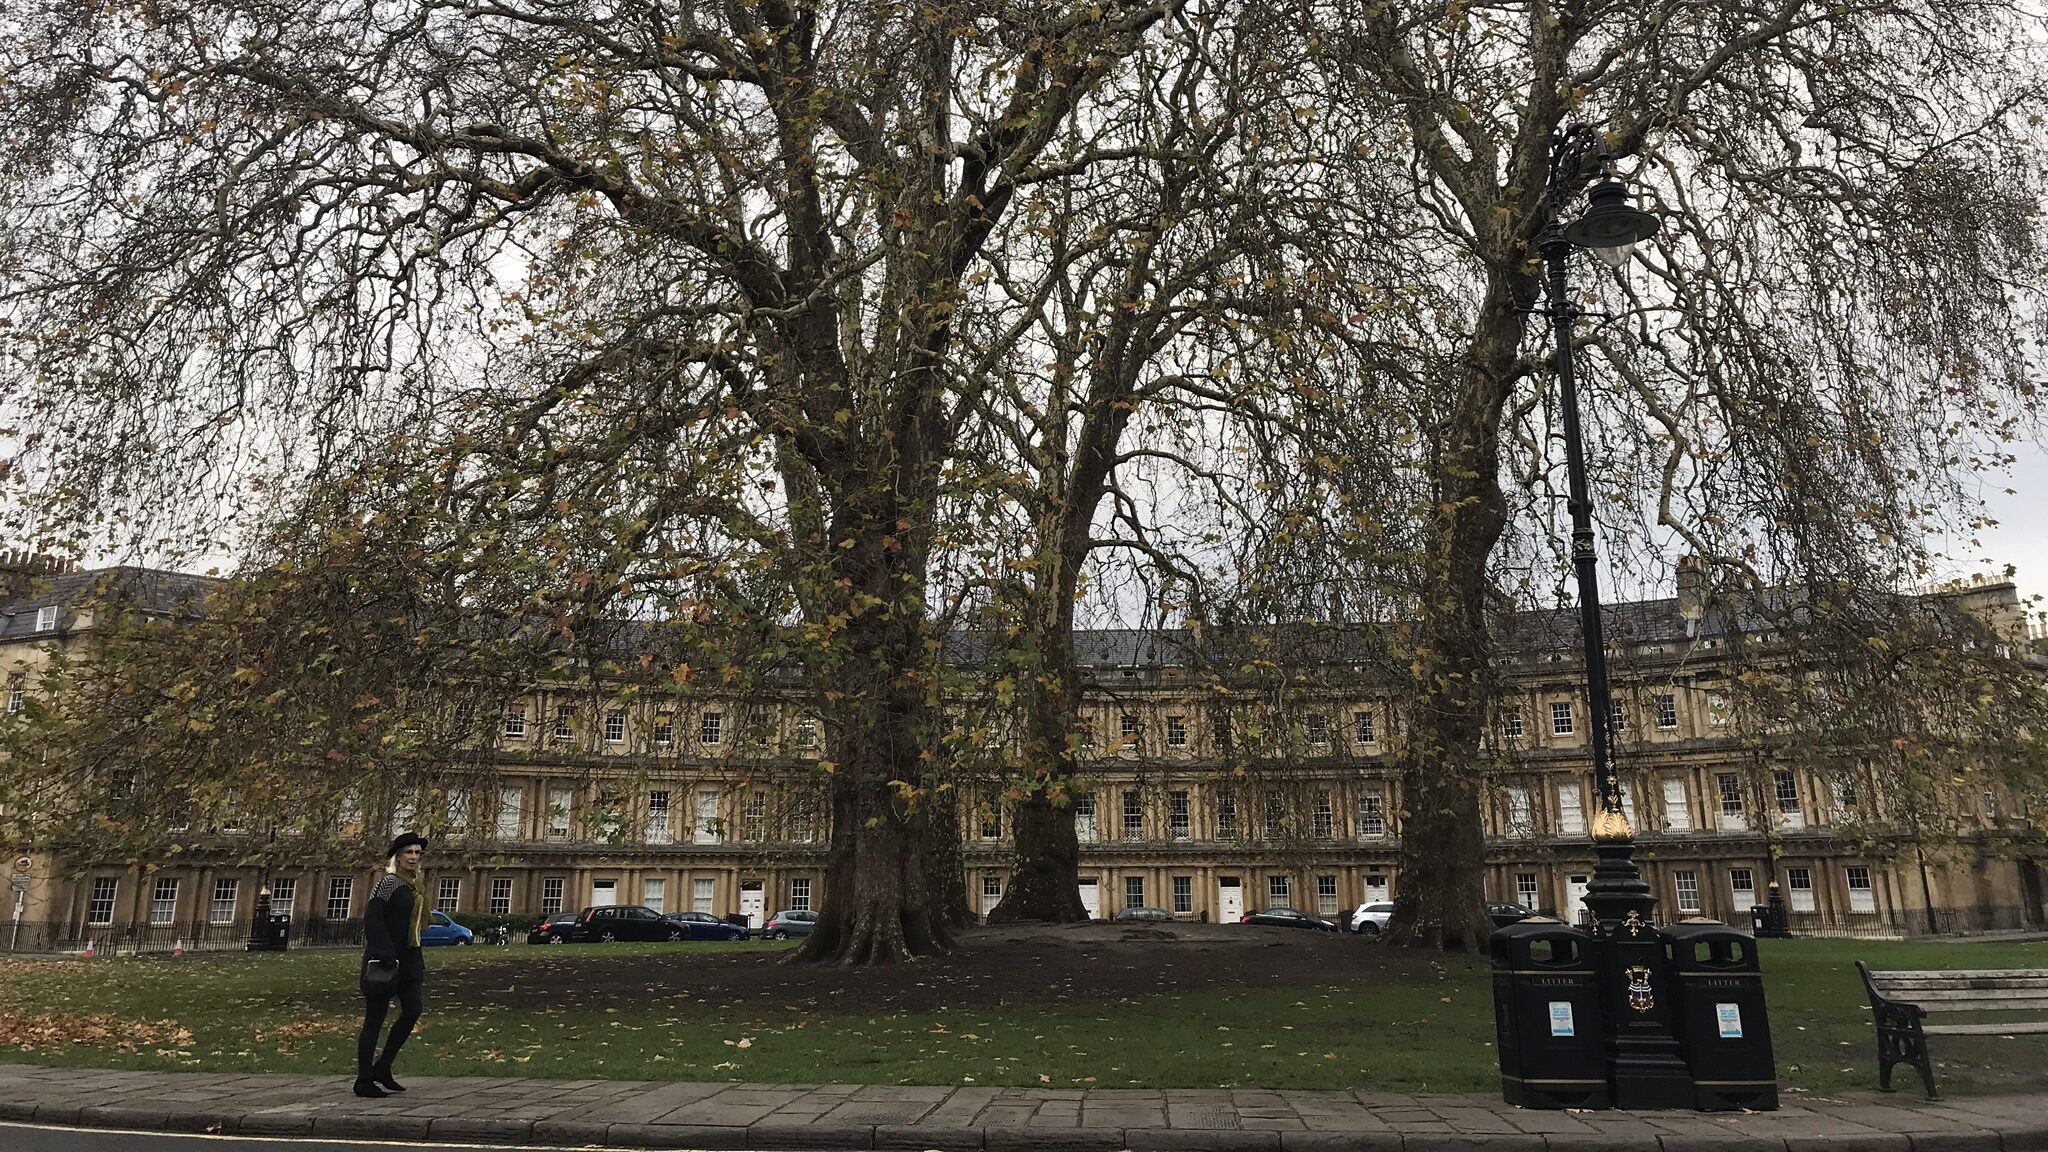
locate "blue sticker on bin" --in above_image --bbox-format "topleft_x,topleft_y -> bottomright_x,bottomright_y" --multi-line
1717,1003 -> 1743,1038
1549,1001 -> 1575,1037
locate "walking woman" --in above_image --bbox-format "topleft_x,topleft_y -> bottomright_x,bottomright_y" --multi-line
355,832 -> 429,1098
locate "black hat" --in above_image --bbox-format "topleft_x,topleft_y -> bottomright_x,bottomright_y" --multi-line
387,832 -> 428,858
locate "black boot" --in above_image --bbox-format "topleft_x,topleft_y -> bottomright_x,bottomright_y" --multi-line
352,1077 -> 387,1098
371,1063 -> 405,1092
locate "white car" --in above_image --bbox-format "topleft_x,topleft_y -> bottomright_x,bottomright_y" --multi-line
1350,901 -> 1395,935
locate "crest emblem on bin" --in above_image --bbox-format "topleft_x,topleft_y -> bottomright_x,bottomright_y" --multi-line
1626,964 -> 1656,1012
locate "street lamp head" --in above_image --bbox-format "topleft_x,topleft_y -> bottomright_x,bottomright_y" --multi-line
1564,179 -> 1659,268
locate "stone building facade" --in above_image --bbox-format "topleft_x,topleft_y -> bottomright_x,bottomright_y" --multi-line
4,551 -> 2044,947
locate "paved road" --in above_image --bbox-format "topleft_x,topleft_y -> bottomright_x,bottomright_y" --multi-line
0,1120 -> 639,1151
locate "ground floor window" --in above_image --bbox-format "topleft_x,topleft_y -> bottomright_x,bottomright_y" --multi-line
1787,867 -> 1815,913
692,878 -> 715,913
327,877 -> 354,922
87,878 -> 118,926
1315,875 -> 1338,915
790,878 -> 812,911
1267,875 -> 1291,909
1673,871 -> 1700,914
983,874 -> 1003,916
149,878 -> 179,926
210,878 -> 239,925
1729,868 -> 1754,908
1124,876 -> 1145,909
268,878 -> 296,918
1172,876 -> 1192,914
1515,872 -> 1539,908
1847,866 -> 1876,913
643,878 -> 666,914
438,878 -> 461,914
540,877 -> 565,915
490,878 -> 514,916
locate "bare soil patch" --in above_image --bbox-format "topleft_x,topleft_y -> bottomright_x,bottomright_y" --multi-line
433,922 -> 1455,1014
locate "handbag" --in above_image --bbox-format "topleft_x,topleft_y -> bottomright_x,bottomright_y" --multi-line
363,959 -> 398,986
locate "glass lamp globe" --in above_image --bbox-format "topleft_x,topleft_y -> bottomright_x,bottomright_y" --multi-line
1564,179 -> 1659,268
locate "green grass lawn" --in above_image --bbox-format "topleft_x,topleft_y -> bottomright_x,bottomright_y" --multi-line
0,937 -> 2042,1096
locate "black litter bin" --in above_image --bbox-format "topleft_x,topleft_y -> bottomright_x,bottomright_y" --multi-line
246,889 -> 290,952
1664,918 -> 1778,1111
1490,917 -> 1611,1109
1753,885 -> 1791,938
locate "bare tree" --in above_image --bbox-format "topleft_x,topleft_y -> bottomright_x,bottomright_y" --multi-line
1,0 -> 1204,963
1292,0 -> 2048,950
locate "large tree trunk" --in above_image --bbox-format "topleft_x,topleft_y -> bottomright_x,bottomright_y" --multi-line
790,467 -> 955,963
989,790 -> 1089,922
988,615 -> 1089,923
1382,277 -> 1529,953
987,326 -> 1143,924
794,616 -> 956,963
923,788 -> 976,929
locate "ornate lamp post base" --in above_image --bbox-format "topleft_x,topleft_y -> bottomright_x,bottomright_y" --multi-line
1585,835 -> 1694,1109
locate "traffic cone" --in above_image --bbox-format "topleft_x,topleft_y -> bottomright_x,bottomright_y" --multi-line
83,938 -> 94,957
173,939 -> 184,956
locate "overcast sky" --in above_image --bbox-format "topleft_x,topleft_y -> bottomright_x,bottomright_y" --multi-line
1946,438 -> 2048,615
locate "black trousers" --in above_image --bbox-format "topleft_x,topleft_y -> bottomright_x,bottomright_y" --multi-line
357,975 -> 424,1077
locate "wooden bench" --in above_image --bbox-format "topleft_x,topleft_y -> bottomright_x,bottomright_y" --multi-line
1856,962 -> 2048,1098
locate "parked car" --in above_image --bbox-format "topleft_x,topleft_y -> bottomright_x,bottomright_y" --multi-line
761,909 -> 818,940
663,911 -> 750,941
419,910 -> 474,946
1349,901 -> 1395,936
1112,906 -> 1176,923
1488,901 -> 1535,930
1239,907 -> 1340,932
528,912 -> 580,944
572,904 -> 691,943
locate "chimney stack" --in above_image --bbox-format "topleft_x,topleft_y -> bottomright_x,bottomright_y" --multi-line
1676,555 -> 1708,638
0,548 -> 78,599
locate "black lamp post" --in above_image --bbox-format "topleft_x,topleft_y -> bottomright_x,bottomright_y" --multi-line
1541,128 -> 1694,1109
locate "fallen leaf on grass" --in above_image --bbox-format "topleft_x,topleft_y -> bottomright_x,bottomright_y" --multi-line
0,1010 -> 194,1055
256,1018 -> 349,1054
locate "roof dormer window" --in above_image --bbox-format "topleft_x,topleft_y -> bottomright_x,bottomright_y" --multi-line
34,606 -> 58,631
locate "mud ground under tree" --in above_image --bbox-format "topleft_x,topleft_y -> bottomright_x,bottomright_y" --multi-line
439,923 -> 1432,1014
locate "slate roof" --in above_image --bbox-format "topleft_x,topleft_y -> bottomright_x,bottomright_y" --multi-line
0,566 -> 217,643
2,562 -> 2014,676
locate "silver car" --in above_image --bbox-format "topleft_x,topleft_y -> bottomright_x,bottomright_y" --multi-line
1350,901 -> 1395,935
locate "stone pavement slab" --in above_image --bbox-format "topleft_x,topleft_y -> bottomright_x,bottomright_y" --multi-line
0,1063 -> 2040,1151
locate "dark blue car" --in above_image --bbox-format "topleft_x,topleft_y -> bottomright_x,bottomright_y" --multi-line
663,911 -> 749,941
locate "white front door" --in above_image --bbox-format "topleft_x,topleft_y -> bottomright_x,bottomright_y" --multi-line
590,879 -> 617,907
1077,878 -> 1100,920
1217,878 -> 1244,923
1565,874 -> 1591,925
1365,873 -> 1390,903
739,881 -> 766,928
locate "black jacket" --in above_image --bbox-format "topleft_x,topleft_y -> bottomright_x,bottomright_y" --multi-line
361,873 -> 425,983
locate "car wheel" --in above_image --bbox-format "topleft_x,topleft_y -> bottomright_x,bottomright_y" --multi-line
769,929 -> 788,940
599,931 -> 618,943
667,929 -> 684,941
1359,922 -> 1382,937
